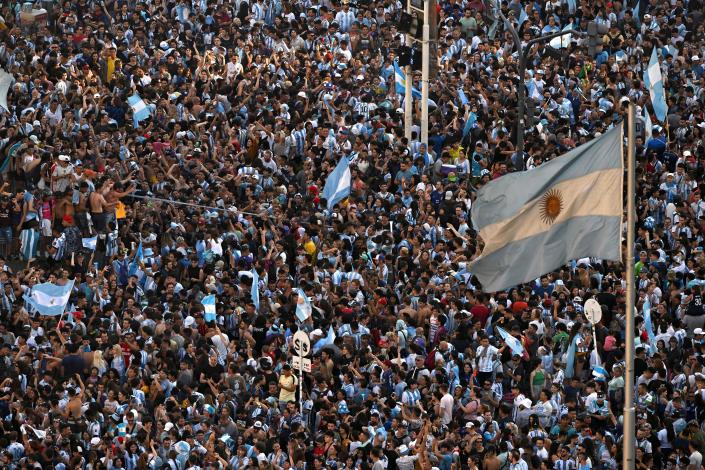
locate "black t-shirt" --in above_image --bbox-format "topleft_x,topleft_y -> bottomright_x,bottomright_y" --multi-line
688,295 -> 704,316
61,354 -> 85,379
200,362 -> 224,382
0,206 -> 12,228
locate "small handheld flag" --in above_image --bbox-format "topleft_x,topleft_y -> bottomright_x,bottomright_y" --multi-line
497,326 -> 524,356
643,296 -> 656,356
322,157 -> 352,211
251,268 -> 260,311
295,288 -> 312,322
23,280 -> 75,316
644,48 -> 668,122
128,94 -> 153,128
393,61 -> 422,99
592,364 -> 610,380
128,242 -> 143,277
82,236 -> 97,251
202,294 -> 217,322
313,326 -> 336,354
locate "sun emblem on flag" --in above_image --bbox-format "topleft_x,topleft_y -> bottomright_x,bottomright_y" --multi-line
539,188 -> 564,225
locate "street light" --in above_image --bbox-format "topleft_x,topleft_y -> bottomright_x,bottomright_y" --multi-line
490,1 -> 586,161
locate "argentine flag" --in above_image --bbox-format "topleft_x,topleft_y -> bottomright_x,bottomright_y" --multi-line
458,88 -> 469,106
322,156 -> 352,211
393,61 -> 422,99
128,242 -> 143,277
469,126 -> 623,292
643,48 -> 668,122
82,236 -> 97,251
23,279 -> 75,316
643,106 -> 653,141
295,288 -> 312,322
549,23 -> 573,49
202,294 -> 217,322
643,296 -> 657,355
497,326 -> 524,356
251,268 -> 260,311
128,94 -> 152,128
592,364 -> 610,380
312,326 -> 336,354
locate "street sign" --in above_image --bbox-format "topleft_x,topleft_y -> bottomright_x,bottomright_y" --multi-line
292,355 -> 312,373
584,298 -> 602,325
293,330 -> 311,357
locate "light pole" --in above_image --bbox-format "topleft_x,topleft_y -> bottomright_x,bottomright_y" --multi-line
420,0 -> 430,146
491,1 -> 584,157
404,1 -> 413,141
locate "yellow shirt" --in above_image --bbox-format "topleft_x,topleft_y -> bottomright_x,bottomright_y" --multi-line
449,145 -> 464,162
278,373 -> 297,402
304,240 -> 316,257
106,57 -> 116,82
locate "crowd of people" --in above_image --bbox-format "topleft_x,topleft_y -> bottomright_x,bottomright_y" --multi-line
0,0 -> 704,468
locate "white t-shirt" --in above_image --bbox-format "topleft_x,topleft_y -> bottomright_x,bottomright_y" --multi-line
440,393 -> 454,425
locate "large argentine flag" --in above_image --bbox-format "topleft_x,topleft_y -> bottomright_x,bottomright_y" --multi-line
470,125 -> 623,292
394,61 -> 422,99
23,279 -> 75,316
643,48 -> 668,122
128,94 -> 152,127
322,157 -> 352,211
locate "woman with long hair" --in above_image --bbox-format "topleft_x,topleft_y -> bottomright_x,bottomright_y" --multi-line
565,322 -> 588,380
529,359 -> 550,400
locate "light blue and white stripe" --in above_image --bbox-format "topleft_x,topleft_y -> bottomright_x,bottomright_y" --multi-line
23,279 -> 75,316
322,156 -> 352,211
469,125 -> 623,292
128,94 -> 152,128
643,48 -> 668,122
202,294 -> 217,322
393,61 -> 422,99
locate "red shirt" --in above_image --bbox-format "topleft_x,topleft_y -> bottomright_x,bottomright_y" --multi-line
120,341 -> 132,368
470,304 -> 490,326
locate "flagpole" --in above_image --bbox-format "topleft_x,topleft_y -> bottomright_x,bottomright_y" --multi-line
623,102 -> 637,470
404,0 -> 413,141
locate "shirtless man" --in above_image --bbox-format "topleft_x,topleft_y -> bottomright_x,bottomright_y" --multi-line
75,182 -> 91,235
89,179 -> 112,234
104,181 -> 136,229
54,192 -> 75,228
64,373 -> 85,433
482,446 -> 501,470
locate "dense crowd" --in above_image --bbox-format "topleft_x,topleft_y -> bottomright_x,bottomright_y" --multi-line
0,0 -> 704,469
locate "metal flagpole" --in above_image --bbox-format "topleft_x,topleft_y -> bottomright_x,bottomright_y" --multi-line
404,0 -> 413,141
420,0 -> 430,146
623,102 -> 636,470
298,358 -> 304,416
